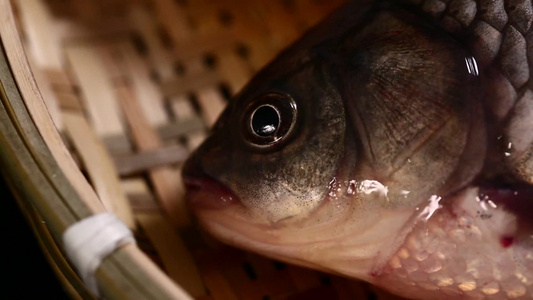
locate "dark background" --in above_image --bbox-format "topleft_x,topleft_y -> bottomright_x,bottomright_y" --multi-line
1,176 -> 69,299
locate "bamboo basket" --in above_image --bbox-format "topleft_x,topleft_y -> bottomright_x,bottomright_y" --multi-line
0,0 -> 405,299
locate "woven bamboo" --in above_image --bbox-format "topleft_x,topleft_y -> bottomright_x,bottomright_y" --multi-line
0,0 -> 406,299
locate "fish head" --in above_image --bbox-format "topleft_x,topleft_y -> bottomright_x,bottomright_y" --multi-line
183,2 -> 481,275
183,38 -> 347,223
183,1 -> 533,297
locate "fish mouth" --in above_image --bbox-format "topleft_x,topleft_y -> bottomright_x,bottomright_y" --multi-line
182,157 -> 240,210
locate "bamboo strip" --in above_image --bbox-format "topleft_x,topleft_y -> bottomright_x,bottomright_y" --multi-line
150,0 -> 230,129
287,265 -> 323,291
195,88 -> 226,127
185,0 -> 219,35
294,0 -> 341,28
161,58 -> 210,152
236,269 -> 296,299
122,178 -> 161,212
227,4 -> 278,71
129,6 -> 175,80
171,31 -> 238,61
245,253 -> 278,279
62,110 -> 135,228
96,34 -> 196,228
255,1 -> 301,50
101,135 -> 134,156
181,0 -> 252,93
29,62 -> 65,131
15,0 -> 63,69
113,144 -> 188,176
53,18 -> 132,43
169,96 -> 198,123
180,141 -> 204,161
160,71 -> 220,97
65,44 -> 127,140
215,49 -> 251,95
67,1 -> 128,24
197,266 -> 239,300
169,96 -> 207,150
148,0 -> 230,138
97,243 -> 193,300
15,0 -> 64,130
45,68 -> 73,88
157,118 -> 205,141
183,57 -> 206,75
151,0 -> 192,42
136,212 -> 207,297
118,43 -> 169,127
56,92 -> 84,112
245,37 -> 279,71
121,178 -> 206,296
134,2 -> 213,152
114,78 -> 190,227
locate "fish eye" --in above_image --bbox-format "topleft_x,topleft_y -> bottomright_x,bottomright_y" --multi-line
251,105 -> 280,137
242,93 -> 297,148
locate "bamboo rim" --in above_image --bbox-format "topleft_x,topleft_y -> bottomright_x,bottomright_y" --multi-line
0,1 -> 191,298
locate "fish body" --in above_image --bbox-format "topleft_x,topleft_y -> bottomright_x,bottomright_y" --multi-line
183,1 -> 533,299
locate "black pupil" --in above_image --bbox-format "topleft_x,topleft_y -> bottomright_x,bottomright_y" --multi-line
251,105 -> 279,137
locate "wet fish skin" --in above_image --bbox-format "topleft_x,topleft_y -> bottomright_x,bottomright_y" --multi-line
183,1 -> 533,299
401,0 -> 533,184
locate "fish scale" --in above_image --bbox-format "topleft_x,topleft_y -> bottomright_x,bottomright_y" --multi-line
399,0 -> 530,86
379,187 -> 533,299
374,3 -> 533,297
507,0 -> 533,32
399,0 -> 533,184
478,0 -> 508,31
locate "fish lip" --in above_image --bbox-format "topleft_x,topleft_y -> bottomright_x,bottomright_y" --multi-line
183,175 -> 240,209
182,159 -> 240,210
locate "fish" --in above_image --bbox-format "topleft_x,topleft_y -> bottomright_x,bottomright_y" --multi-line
182,0 -> 533,299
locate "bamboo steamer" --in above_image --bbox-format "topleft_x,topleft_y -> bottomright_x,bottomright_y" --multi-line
0,0 -> 404,299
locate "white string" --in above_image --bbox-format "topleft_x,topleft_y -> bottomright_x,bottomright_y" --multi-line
62,212 -> 135,297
